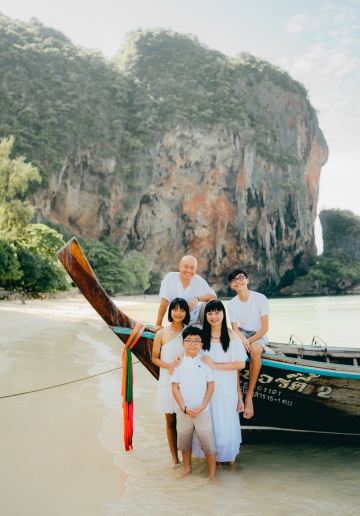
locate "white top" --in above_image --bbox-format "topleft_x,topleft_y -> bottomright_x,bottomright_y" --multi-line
227,290 -> 271,343
192,337 -> 247,462
157,333 -> 185,414
159,272 -> 216,324
171,353 -> 214,412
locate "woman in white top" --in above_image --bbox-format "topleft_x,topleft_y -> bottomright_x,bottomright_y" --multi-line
152,297 -> 190,464
193,300 -> 247,464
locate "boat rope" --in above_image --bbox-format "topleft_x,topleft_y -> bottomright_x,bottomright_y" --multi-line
0,360 -> 140,399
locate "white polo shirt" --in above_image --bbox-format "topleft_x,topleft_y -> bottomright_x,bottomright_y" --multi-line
159,272 -> 216,324
171,353 -> 214,411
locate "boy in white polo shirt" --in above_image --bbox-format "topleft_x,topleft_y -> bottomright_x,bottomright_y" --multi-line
171,327 -> 216,479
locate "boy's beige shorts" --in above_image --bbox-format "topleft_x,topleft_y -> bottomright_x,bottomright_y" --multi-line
176,409 -> 216,455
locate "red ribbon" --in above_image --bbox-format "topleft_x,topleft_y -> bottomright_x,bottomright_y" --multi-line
121,322 -> 146,451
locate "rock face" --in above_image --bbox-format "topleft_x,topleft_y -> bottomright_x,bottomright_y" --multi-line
4,23 -> 327,294
36,91 -> 328,294
320,210 -> 360,262
133,115 -> 327,294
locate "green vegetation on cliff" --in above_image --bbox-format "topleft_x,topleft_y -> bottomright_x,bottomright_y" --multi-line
0,15 -> 129,182
0,16 -> 320,294
294,249 -> 360,293
292,210 -> 360,294
0,16 -> 314,189
115,29 -> 312,167
0,136 -> 69,291
0,136 -> 151,294
320,209 -> 360,259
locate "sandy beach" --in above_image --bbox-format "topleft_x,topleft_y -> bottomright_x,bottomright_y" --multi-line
1,294 -> 360,516
0,295 -> 154,516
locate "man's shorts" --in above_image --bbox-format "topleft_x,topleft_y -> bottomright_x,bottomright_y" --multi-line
239,328 -> 267,350
176,409 -> 216,455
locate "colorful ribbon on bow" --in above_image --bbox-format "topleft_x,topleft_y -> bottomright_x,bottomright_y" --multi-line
121,322 -> 146,451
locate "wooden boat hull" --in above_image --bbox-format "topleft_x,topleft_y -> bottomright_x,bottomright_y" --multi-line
57,237 -> 360,442
56,237 -> 159,379
240,355 -> 360,442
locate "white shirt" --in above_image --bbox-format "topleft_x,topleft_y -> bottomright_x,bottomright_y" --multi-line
171,353 -> 214,411
227,291 -> 271,342
159,272 -> 216,324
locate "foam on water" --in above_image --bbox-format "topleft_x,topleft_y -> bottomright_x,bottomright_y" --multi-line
56,296 -> 360,515
97,362 -> 360,516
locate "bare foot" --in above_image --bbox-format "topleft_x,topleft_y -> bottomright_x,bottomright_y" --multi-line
243,397 -> 254,419
210,475 -> 219,483
229,460 -> 235,466
236,395 -> 244,413
178,468 -> 191,478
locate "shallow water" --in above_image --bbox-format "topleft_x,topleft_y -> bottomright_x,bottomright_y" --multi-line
0,295 -> 359,515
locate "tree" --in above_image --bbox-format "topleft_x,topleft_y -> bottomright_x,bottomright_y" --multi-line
77,238 -> 150,295
295,248 -> 360,293
10,224 -> 70,292
0,136 -> 41,233
126,252 -> 150,293
0,236 -> 21,284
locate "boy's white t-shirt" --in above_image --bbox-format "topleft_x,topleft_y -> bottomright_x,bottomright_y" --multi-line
227,290 -> 271,342
159,272 -> 216,324
171,353 -> 214,411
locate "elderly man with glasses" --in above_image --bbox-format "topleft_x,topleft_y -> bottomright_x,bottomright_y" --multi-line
227,268 -> 271,419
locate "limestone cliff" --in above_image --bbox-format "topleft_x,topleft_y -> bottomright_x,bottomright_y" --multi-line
320,209 -> 360,262
0,20 -> 328,294
36,91 -> 327,294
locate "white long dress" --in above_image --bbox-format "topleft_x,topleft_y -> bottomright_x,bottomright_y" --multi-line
157,333 -> 184,414
192,337 -> 247,462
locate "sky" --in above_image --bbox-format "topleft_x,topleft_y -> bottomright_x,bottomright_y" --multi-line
1,0 -> 359,251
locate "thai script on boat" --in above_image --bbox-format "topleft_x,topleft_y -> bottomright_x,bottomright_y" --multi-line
241,370 -> 333,401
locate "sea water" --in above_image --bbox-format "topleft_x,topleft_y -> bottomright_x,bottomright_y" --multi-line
96,295 -> 360,515
1,296 -> 359,515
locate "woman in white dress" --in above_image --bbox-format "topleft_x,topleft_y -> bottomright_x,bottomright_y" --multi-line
152,297 -> 190,464
194,300 -> 247,464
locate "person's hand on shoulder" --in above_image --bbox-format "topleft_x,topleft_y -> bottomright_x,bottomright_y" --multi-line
171,353 -> 183,369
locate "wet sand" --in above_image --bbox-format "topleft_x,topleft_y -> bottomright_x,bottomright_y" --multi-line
0,297 -> 136,515
1,295 -> 359,516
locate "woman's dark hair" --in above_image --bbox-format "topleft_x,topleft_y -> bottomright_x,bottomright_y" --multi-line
202,300 -> 230,352
168,297 -> 190,325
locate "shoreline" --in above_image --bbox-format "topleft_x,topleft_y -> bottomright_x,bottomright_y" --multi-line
2,288 -> 360,305
0,289 -> 161,305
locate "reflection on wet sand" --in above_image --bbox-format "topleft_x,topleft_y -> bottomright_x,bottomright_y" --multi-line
0,296 -> 359,515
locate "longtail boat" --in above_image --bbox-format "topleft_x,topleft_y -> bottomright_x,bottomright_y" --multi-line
57,238 -> 360,443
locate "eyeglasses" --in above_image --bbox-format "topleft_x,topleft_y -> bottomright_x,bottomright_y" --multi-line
184,339 -> 202,345
230,275 -> 247,284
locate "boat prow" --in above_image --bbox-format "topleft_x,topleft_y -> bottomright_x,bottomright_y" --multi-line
56,237 -> 159,379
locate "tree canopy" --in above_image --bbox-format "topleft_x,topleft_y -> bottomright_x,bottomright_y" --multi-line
0,135 -> 41,232
0,16 -> 314,189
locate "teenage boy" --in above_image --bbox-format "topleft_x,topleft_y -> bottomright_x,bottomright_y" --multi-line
171,327 -> 216,479
227,268 -> 271,419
